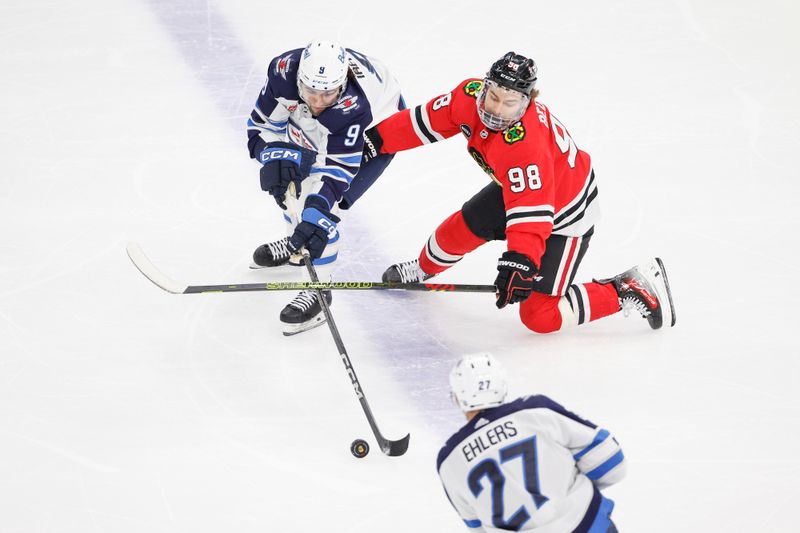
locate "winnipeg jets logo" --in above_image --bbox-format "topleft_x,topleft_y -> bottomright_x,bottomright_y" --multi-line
333,95 -> 359,112
288,127 -> 316,150
274,54 -> 293,81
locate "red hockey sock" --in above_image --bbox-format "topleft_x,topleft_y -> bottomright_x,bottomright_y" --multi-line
418,210 -> 486,275
562,281 -> 620,326
519,282 -> 620,333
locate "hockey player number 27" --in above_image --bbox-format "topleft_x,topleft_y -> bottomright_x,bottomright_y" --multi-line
467,436 -> 549,530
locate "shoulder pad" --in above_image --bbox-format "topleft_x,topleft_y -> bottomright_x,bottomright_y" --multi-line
269,48 -> 303,86
461,78 -> 484,98
319,84 -> 371,130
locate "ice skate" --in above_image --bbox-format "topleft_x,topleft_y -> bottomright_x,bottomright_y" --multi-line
382,258 -> 435,284
600,258 -> 676,329
250,237 -> 304,269
280,290 -> 333,336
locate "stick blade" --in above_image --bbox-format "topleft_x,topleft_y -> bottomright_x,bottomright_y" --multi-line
126,242 -> 188,294
380,433 -> 411,457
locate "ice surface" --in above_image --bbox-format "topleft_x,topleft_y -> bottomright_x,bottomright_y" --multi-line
1,0 -> 799,531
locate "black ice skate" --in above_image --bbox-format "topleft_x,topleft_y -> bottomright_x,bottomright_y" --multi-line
599,258 -> 676,330
250,237 -> 303,269
280,290 -> 333,336
382,258 -> 435,284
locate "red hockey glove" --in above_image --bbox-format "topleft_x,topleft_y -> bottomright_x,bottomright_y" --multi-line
494,251 -> 537,309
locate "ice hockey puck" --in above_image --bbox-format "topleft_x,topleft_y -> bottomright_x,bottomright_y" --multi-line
350,439 -> 369,458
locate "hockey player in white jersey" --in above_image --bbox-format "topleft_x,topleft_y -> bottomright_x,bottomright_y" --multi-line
246,40 -> 404,334
438,353 -> 626,532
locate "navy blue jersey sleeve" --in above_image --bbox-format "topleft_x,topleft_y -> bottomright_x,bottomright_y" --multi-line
312,92 -> 374,207
247,49 -> 302,160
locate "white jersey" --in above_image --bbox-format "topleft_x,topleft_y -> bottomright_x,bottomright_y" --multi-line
247,47 -> 404,208
437,396 -> 626,533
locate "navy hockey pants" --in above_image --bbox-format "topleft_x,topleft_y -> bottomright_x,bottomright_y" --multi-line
339,152 -> 395,210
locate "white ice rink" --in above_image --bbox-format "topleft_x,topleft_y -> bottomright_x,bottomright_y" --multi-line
2,1 -> 799,531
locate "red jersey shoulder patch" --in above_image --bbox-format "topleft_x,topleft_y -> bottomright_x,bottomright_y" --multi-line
463,79 -> 484,98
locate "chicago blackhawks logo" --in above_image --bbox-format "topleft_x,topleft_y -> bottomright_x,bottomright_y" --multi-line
469,147 -> 497,181
463,80 -> 484,98
503,122 -> 526,144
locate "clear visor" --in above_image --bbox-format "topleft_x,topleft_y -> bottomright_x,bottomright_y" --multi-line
476,79 -> 530,131
298,80 -> 344,109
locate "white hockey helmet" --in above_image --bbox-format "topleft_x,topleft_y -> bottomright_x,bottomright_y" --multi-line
449,352 -> 509,412
297,39 -> 348,93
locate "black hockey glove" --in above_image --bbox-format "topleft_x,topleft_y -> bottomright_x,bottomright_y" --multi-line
361,126 -> 385,164
258,141 -> 317,209
287,194 -> 341,260
494,251 -> 537,309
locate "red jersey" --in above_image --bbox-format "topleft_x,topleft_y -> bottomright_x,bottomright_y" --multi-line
375,78 -> 599,266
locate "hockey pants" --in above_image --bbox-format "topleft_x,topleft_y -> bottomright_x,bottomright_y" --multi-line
417,182 -> 621,333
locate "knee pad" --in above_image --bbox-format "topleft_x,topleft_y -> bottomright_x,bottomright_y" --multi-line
519,292 -> 562,334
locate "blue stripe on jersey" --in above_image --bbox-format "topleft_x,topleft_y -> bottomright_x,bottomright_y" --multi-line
328,153 -> 363,165
247,118 -> 286,135
283,214 -> 292,223
252,105 -> 289,128
463,518 -> 482,528
573,487 -> 615,533
587,450 -> 625,481
310,166 -> 355,183
573,429 -> 610,460
586,497 -> 615,533
264,115 -> 288,128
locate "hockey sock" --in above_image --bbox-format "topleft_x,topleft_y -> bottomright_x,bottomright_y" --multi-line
418,211 -> 486,275
559,282 -> 620,328
520,282 -> 620,333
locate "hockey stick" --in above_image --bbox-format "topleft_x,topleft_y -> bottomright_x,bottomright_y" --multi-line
285,182 -> 409,456
300,248 -> 410,456
126,242 -> 496,295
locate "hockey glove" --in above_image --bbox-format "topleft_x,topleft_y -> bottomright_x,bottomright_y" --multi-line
287,194 -> 341,260
258,141 -> 317,209
361,126 -> 385,164
494,251 -> 537,309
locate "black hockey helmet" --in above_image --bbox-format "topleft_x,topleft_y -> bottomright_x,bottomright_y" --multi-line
486,52 -> 538,96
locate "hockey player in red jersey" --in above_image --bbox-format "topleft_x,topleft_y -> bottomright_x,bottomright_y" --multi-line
363,52 -> 676,332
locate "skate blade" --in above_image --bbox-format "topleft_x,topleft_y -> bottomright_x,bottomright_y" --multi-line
655,257 -> 676,327
248,261 -> 303,270
282,315 -> 328,336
